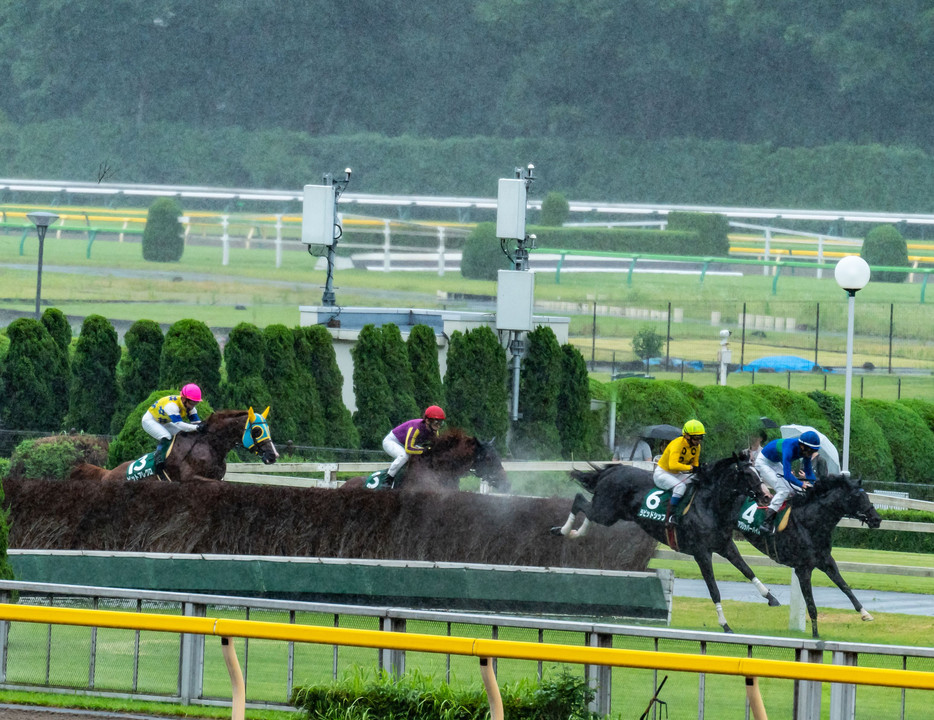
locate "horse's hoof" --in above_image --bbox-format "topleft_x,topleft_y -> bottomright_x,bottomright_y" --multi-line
860,609 -> 874,622
767,594 -> 781,607
722,624 -> 734,634
549,526 -> 563,536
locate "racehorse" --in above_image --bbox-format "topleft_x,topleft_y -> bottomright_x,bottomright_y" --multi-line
737,473 -> 882,637
69,408 -> 278,483
342,428 -> 509,492
551,454 -> 779,633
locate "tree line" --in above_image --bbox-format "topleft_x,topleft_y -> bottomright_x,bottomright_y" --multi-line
0,310 -> 604,464
2,1 -> 931,151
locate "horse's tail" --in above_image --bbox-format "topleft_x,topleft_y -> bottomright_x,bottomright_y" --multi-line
569,462 -> 607,493
69,462 -> 107,482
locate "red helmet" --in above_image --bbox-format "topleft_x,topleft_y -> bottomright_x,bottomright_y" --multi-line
180,383 -> 202,402
424,405 -> 445,420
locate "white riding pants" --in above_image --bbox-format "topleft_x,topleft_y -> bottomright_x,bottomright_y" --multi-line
141,413 -> 172,442
382,432 -> 409,477
653,466 -> 692,500
754,453 -> 796,512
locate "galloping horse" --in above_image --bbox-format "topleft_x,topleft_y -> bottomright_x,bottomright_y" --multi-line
70,408 -> 278,483
551,454 -> 778,633
342,428 -> 509,492
737,473 -> 881,637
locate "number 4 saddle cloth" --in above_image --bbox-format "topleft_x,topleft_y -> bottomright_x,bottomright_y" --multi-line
736,498 -> 791,535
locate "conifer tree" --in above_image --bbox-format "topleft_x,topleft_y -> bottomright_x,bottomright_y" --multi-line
220,322 -> 273,411
111,320 -> 164,434
291,327 -> 326,448
142,197 -> 184,262
352,324 -> 394,448
0,318 -> 65,431
64,315 -> 121,433
159,319 -> 222,399
443,326 -> 509,447
380,323 -> 418,424
512,325 -> 563,459
556,344 -> 597,458
407,324 -> 444,411
262,324 -> 302,444
40,308 -> 71,425
295,325 -> 359,450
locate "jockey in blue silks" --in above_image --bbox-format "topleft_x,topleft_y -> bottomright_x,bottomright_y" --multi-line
754,430 -> 821,533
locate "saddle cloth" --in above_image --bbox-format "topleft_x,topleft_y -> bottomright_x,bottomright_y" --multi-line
125,436 -> 176,482
637,484 -> 697,524
363,465 -> 406,490
736,498 -> 791,535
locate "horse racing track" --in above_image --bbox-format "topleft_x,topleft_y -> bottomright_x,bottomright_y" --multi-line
3,479 -> 656,571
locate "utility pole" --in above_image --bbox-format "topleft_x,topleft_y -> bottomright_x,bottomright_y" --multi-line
301,168 -> 352,307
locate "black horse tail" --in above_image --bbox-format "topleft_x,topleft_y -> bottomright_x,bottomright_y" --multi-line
569,462 -> 607,493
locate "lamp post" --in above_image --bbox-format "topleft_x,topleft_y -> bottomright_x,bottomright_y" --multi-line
27,211 -> 59,320
834,255 -> 871,474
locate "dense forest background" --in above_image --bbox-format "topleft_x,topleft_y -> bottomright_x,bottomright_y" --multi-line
2,1 -> 934,211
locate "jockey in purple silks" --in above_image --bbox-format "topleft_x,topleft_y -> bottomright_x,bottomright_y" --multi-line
381,405 -> 445,488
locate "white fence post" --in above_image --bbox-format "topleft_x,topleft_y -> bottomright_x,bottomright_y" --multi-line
180,601 -> 206,703
275,214 -> 283,268
383,220 -> 392,272
221,215 -> 230,267
437,225 -> 446,276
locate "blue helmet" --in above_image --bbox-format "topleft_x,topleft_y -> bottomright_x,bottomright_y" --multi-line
799,431 -> 820,449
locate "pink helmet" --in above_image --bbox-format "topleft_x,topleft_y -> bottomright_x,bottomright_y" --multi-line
180,383 -> 202,402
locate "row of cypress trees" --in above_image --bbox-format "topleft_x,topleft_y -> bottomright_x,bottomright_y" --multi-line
1,312 -> 605,462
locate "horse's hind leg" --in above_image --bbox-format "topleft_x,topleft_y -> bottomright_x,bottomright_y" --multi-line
719,541 -> 781,607
819,556 -> 873,622
551,493 -> 594,538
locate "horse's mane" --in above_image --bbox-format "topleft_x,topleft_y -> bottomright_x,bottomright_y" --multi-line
790,473 -> 852,506
694,453 -> 745,485
429,427 -> 473,453
204,409 -> 248,426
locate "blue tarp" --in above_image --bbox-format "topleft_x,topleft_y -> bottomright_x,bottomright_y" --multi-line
742,355 -> 824,372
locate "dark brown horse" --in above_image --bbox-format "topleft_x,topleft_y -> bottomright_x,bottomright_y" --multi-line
342,428 -> 509,492
70,408 -> 278,483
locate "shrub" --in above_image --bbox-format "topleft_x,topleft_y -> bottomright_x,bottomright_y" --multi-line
557,344 -> 602,458
540,191 -> 570,226
380,324 -> 418,425
40,307 -> 72,356
142,197 -> 184,262
461,222 -> 512,280
159,319 -> 222,400
861,224 -> 908,283
64,315 -> 121,434
9,435 -> 108,480
220,322 -> 272,411
858,399 -> 934,484
262,324 -> 303,444
665,212 -> 730,256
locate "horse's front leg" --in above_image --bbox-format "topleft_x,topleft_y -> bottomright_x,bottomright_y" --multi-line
551,493 -> 593,538
719,541 -> 781,607
794,567 -> 821,638
694,552 -> 732,633
818,556 -> 873,622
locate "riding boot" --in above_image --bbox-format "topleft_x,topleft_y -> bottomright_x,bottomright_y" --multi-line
385,473 -> 397,490
153,439 -> 169,477
760,508 -> 777,534
665,500 -> 680,527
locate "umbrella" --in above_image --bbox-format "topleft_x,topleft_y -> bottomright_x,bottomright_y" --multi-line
641,424 -> 683,441
759,416 -> 779,428
780,424 -> 841,475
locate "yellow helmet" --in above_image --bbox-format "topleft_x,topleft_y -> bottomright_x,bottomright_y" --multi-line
683,419 -> 706,436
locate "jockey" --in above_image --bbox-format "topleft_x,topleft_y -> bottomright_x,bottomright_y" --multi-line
382,405 -> 445,488
142,383 -> 204,475
755,430 -> 820,533
654,419 -> 705,526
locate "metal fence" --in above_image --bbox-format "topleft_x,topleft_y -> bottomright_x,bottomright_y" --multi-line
1,580 -> 933,719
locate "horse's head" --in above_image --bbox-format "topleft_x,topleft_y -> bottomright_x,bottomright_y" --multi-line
832,474 -> 882,528
702,453 -> 769,505
243,407 -> 279,465
473,437 -> 510,491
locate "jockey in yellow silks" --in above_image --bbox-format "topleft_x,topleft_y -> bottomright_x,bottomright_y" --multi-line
653,419 -> 705,526
141,383 -> 203,475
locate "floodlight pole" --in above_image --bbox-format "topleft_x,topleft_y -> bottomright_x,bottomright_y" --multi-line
322,169 -> 352,307
27,211 -> 59,319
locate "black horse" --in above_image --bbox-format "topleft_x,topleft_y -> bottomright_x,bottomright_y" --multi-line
551,454 -> 778,633
737,473 -> 882,637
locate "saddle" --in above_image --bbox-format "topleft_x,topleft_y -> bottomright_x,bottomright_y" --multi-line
125,437 -> 176,482
737,498 -> 791,535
